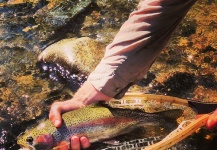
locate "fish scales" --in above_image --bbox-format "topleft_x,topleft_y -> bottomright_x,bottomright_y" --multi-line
51,106 -> 114,143
67,117 -> 137,143
17,103 -> 183,150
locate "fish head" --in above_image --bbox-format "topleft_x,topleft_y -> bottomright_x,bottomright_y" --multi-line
18,132 -> 55,150
17,121 -> 56,150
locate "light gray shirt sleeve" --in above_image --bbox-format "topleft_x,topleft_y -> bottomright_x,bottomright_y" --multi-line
88,0 -> 197,98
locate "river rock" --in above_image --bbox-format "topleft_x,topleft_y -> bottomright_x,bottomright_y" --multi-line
0,45 -> 72,149
34,0 -> 92,28
38,37 -> 105,75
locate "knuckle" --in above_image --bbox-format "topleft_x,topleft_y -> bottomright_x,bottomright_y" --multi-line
49,102 -> 61,118
51,102 -> 60,111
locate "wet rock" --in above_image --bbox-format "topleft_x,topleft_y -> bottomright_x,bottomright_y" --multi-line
34,0 -> 92,28
0,0 -> 139,50
193,86 -> 217,102
0,1 -> 46,52
162,73 -> 196,96
81,0 -> 138,43
37,37 -> 105,90
151,72 -> 196,97
0,44 -> 74,149
0,68 -> 62,122
6,0 -> 40,5
37,62 -> 88,91
38,37 -> 105,75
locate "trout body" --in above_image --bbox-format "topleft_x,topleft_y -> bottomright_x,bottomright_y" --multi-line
17,103 -> 182,150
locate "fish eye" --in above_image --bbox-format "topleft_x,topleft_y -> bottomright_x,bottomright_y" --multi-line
26,136 -> 33,144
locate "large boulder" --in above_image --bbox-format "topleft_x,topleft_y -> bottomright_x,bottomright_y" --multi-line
38,37 -> 105,75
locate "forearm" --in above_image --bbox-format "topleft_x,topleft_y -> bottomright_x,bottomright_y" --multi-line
88,0 -> 197,98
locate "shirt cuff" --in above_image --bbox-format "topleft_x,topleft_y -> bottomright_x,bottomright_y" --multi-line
87,59 -> 130,98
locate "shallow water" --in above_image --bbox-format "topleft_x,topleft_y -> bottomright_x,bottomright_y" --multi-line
0,0 -> 217,149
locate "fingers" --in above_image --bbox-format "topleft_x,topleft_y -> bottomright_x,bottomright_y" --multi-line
70,136 -> 81,150
80,136 -> 91,149
70,136 -> 90,150
49,100 -> 85,127
206,109 -> 217,130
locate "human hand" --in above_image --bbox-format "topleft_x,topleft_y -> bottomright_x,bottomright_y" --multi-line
49,81 -> 111,149
70,136 -> 90,150
49,81 -> 111,127
55,136 -> 90,150
206,108 -> 217,130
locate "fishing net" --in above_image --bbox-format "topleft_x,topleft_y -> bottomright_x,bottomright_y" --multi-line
105,93 -> 201,150
108,93 -> 197,120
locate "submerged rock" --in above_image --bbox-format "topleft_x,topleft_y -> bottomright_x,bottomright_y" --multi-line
0,46 -> 73,149
34,0 -> 92,28
37,37 -> 106,90
38,37 -> 105,75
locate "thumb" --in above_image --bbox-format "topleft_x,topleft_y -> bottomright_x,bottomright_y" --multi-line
49,102 -> 63,128
206,109 -> 217,130
49,100 -> 83,128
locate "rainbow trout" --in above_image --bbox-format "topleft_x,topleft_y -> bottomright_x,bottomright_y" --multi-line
17,103 -> 182,150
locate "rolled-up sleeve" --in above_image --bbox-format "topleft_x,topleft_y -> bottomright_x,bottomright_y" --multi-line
88,0 -> 197,98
